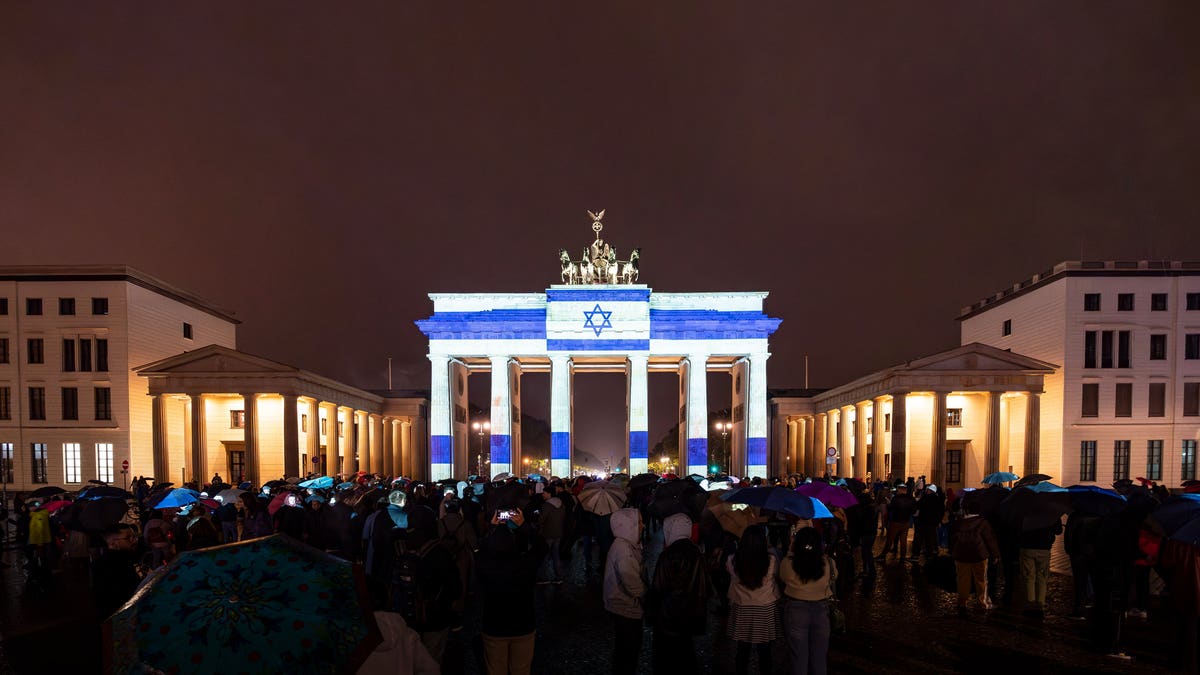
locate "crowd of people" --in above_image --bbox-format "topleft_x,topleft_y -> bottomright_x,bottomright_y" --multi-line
5,468 -> 1197,673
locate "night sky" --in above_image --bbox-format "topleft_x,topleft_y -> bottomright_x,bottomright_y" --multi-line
4,4 -> 1198,461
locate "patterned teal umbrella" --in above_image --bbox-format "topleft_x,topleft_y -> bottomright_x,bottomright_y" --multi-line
104,535 -> 380,674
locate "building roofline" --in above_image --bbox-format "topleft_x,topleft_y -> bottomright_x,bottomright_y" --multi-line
0,264 -> 240,324
957,260 -> 1200,321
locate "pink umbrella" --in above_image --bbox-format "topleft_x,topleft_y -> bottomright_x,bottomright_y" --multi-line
42,500 -> 72,513
795,482 -> 859,509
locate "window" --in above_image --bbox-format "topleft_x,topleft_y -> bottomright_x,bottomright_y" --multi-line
229,450 -> 245,484
1187,334 -> 1200,360
1113,440 -> 1131,481
1151,293 -> 1168,311
301,413 -> 308,433
0,387 -> 9,420
1081,383 -> 1099,417
320,417 -> 328,435
1149,383 -> 1166,418
26,298 -> 42,315
63,443 -> 81,483
1084,293 -> 1101,311
29,387 -> 45,420
95,339 -> 107,372
884,413 -> 891,432
91,297 -> 108,315
1002,319 -> 1012,336
30,443 -> 47,483
58,298 -> 75,315
61,387 -> 78,421
27,338 -> 43,364
947,408 -> 963,427
230,410 -> 245,429
1186,383 -> 1200,417
1101,331 -> 1113,368
62,339 -> 75,372
1080,441 -> 1097,482
1084,331 -> 1097,368
0,337 -> 7,364
96,443 -> 114,483
1115,383 -> 1132,417
1184,440 -> 1198,482
79,339 -> 91,372
0,443 -> 11,484
1118,331 -> 1130,368
1117,293 -> 1134,311
1188,293 -> 1200,311
0,298 -> 6,315
183,322 -> 193,340
1150,334 -> 1167,360
1146,440 -> 1163,481
947,448 -> 963,483
94,387 -> 111,421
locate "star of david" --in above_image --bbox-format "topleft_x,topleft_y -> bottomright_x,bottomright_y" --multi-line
582,303 -> 613,337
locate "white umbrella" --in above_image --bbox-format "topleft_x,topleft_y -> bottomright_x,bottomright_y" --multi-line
214,488 -> 246,504
578,480 -> 627,516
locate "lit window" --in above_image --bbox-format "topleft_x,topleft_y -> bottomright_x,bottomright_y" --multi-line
96,443 -> 114,483
1184,440 -> 1198,482
1079,441 -> 1096,482
1146,440 -> 1163,481
0,443 -> 12,483
30,443 -> 47,483
946,408 -> 962,427
64,442 -> 81,483
230,410 -> 245,429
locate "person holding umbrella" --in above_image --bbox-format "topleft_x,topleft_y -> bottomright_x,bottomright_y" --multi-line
949,500 -> 999,616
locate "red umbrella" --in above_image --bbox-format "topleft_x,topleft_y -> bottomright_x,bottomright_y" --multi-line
268,491 -> 303,515
42,500 -> 73,513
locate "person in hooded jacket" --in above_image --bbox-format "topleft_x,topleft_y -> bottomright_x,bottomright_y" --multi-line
397,505 -> 461,666
475,507 -> 547,675
603,508 -> 646,674
648,513 -> 710,674
949,500 -> 1000,613
538,485 -> 567,584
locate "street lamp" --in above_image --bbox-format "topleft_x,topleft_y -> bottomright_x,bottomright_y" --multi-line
523,457 -> 531,475
472,421 -> 489,476
715,421 -> 733,475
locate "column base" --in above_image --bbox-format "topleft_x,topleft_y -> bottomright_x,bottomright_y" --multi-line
687,438 -> 708,477
551,459 -> 571,478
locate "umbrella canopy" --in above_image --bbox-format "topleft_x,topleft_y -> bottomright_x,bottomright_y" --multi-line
79,497 -> 132,532
492,471 -> 513,481
707,501 -> 761,538
1066,485 -> 1127,516
42,500 -> 73,513
996,486 -> 1071,530
628,473 -> 660,491
607,474 -> 631,488
961,485 -> 1011,516
841,477 -> 867,496
298,476 -> 334,489
721,487 -> 834,519
1014,473 -> 1054,488
982,472 -> 1019,485
1025,481 -> 1068,493
78,486 -> 132,500
214,488 -> 247,504
29,485 -> 68,498
795,482 -> 859,509
1150,494 -> 1200,537
152,488 -> 201,510
649,478 -> 707,520
268,492 -> 304,515
578,480 -> 627,516
105,535 -> 381,673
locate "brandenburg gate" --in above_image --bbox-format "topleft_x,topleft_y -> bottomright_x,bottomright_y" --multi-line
416,211 -> 781,480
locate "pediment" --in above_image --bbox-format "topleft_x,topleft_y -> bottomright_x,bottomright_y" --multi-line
900,343 -> 1056,374
135,345 -> 299,375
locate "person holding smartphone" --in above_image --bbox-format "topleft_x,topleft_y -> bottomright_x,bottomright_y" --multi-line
475,507 -> 547,675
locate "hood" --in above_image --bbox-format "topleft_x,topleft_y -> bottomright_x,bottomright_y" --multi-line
663,513 -> 692,545
610,508 -> 641,543
544,496 -> 562,510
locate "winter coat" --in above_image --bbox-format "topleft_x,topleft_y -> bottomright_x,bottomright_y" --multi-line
887,493 -> 917,524
915,492 -> 945,527
475,524 -> 547,637
539,497 -> 566,540
1018,521 -> 1062,550
603,508 -> 645,619
648,514 -> 710,636
950,515 -> 1000,563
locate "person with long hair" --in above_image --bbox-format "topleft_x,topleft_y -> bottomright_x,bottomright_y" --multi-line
726,525 -> 780,674
779,526 -> 836,675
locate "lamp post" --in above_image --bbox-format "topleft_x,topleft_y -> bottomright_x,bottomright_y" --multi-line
472,421 -> 489,477
715,421 -> 732,475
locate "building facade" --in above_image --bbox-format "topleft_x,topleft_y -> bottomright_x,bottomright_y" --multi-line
0,266 -> 238,491
958,260 -> 1200,487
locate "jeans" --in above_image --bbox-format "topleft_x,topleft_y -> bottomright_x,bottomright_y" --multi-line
610,612 -> 643,674
1069,554 -> 1092,613
1020,548 -> 1051,610
784,599 -> 829,675
882,523 -> 909,560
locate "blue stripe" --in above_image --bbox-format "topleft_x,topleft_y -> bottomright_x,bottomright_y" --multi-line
687,438 -> 708,469
629,431 -> 649,459
431,435 -> 452,465
747,437 -> 768,466
547,288 -> 650,302
546,339 -> 651,351
551,432 -> 571,460
490,434 -> 511,465
415,309 -> 547,339
650,310 -> 781,339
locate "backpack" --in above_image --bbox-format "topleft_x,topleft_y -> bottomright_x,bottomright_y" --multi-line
389,538 -> 442,627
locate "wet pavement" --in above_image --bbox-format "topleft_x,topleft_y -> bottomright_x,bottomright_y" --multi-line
0,533 -> 1182,674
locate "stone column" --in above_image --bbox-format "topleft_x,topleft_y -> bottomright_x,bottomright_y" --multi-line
400,420 -> 412,478
932,392 -> 948,487
685,353 -> 709,476
626,354 -> 649,475
188,394 -> 207,486
804,415 -> 816,476
151,394 -> 170,482
283,394 -> 300,480
382,417 -> 394,477
813,412 -> 827,477
985,391 -> 1001,476
787,419 -> 799,475
242,393 -> 259,486
871,398 -> 886,481
854,401 -> 869,479
1024,392 -> 1041,474
549,355 -> 573,477
838,407 -> 853,478
356,410 -> 369,474
489,356 -> 513,477
307,399 -> 320,477
338,408 -> 353,475
428,355 -> 453,481
890,394 -> 907,482
325,403 -> 340,478
370,414 -> 384,475
746,353 -> 770,479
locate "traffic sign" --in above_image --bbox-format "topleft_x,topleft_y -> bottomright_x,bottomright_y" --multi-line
121,459 -> 130,471
826,447 -> 837,458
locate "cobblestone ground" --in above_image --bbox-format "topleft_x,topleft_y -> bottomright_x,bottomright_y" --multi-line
0,534 -> 1182,674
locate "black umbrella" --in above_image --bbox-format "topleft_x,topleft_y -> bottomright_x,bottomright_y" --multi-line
486,480 -> 531,515
78,497 -> 131,532
78,485 -> 132,500
628,473 -> 660,491
29,485 -> 67,498
1014,473 -> 1053,488
961,485 -> 1010,516
649,478 -> 706,519
996,486 -> 1071,531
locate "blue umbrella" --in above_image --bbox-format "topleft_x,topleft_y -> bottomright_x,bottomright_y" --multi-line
337,481 -> 356,490
982,472 -> 1019,485
1151,495 -> 1200,536
151,488 -> 200,509
1066,485 -> 1126,516
1026,481 -> 1068,493
721,487 -> 834,519
300,475 -> 334,489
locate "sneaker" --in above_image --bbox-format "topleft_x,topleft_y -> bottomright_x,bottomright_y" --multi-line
1125,609 -> 1148,620
1106,652 -> 1133,662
